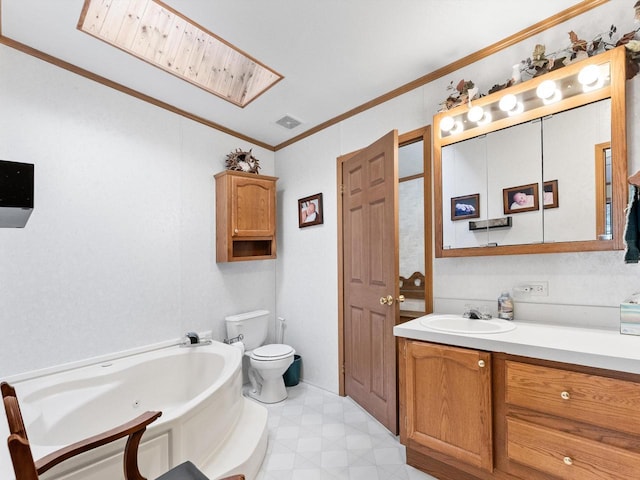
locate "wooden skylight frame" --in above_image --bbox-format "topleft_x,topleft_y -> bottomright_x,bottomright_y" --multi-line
78,0 -> 283,108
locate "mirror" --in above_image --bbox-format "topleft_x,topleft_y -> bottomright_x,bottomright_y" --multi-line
399,140 -> 425,314
434,46 -> 627,257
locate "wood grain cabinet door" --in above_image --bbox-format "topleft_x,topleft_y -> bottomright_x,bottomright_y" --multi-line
231,175 -> 276,237
401,340 -> 493,472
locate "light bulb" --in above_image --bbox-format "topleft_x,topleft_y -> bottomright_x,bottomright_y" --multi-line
578,65 -> 600,86
536,80 -> 557,100
477,112 -> 492,126
467,106 -> 484,123
578,65 -> 603,92
508,102 -> 524,116
450,121 -> 464,135
543,89 -> 562,105
440,116 -> 455,132
499,94 -> 517,112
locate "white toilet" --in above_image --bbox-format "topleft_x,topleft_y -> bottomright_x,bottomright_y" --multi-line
225,310 -> 295,404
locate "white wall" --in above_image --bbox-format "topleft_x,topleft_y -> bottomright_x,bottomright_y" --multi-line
0,46 -> 276,378
275,2 -> 640,394
274,127 -> 342,391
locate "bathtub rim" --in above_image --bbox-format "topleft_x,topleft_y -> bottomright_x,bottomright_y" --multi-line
2,331 -> 215,385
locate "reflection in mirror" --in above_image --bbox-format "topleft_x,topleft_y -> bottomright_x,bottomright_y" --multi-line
595,142 -> 612,239
442,99 -> 611,249
542,99 -> 610,243
399,140 -> 425,313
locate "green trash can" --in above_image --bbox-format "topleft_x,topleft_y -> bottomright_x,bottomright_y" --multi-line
283,354 -> 301,387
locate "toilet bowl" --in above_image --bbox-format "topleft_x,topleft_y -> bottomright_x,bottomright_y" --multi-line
225,310 -> 296,404
247,343 -> 295,404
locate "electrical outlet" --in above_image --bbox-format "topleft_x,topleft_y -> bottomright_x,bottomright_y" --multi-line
514,281 -> 548,297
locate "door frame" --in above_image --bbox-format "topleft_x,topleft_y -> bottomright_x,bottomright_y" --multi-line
337,126 -> 432,395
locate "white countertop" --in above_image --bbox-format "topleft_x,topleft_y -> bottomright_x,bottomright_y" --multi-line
394,314 -> 640,375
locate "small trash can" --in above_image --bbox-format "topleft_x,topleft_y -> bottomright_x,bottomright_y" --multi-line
283,354 -> 301,387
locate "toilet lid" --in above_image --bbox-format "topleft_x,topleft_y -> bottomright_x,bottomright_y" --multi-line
251,344 -> 294,360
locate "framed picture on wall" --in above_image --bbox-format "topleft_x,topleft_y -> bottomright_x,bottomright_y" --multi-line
298,193 -> 324,227
503,183 -> 539,214
450,193 -> 480,221
543,179 -> 559,209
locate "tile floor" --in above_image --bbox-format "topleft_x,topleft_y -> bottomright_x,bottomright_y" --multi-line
252,382 -> 437,480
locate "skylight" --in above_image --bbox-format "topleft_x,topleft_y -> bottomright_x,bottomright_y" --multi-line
77,0 -> 283,108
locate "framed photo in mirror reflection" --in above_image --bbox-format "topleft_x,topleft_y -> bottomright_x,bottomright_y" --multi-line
451,193 -> 480,221
503,183 -> 539,214
543,179 -> 559,209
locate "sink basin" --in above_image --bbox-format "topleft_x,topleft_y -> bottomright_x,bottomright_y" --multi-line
419,314 -> 516,334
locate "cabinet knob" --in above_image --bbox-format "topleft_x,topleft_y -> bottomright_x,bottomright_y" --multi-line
563,456 -> 573,466
478,360 -> 486,368
561,391 -> 571,400
234,228 -> 239,234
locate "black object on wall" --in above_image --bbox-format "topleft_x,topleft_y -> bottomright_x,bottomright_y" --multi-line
0,160 -> 34,228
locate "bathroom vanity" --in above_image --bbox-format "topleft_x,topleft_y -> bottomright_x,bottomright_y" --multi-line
395,317 -> 640,480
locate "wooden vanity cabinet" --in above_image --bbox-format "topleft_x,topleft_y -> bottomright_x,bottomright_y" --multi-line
399,339 -> 494,477
399,339 -> 640,480
215,170 -> 277,262
494,354 -> 640,480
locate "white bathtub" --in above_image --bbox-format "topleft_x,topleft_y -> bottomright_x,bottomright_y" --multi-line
1,341 -> 267,480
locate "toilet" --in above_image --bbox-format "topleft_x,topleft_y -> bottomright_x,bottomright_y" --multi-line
225,310 -> 295,404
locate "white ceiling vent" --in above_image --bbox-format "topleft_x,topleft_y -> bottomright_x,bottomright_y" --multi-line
276,115 -> 302,129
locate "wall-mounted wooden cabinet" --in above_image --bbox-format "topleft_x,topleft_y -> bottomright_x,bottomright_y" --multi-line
215,170 -> 278,262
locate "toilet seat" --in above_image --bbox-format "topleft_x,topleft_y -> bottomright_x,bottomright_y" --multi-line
250,344 -> 294,361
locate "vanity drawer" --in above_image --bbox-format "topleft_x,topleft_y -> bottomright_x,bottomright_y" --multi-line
507,418 -> 640,480
505,361 -> 640,435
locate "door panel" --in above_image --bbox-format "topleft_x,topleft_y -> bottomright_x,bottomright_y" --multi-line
343,130 -> 399,434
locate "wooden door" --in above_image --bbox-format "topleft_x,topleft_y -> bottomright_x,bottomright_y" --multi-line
342,130 -> 399,434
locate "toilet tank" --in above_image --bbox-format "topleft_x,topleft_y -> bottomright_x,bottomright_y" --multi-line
224,309 -> 269,351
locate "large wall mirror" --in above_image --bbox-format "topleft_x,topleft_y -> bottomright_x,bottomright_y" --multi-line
434,46 -> 627,257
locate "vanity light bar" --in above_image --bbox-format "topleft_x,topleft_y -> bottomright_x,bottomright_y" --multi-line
438,61 -> 610,138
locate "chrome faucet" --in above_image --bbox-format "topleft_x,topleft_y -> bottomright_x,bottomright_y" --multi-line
185,331 -> 200,344
462,306 -> 492,320
180,332 -> 212,347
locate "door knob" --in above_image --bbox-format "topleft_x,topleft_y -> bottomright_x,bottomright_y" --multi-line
379,295 -> 394,305
397,295 -> 405,303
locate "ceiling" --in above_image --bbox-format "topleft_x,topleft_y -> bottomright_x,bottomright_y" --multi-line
1,0 -> 583,149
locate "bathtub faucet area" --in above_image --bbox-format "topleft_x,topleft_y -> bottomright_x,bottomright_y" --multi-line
180,331 -> 213,347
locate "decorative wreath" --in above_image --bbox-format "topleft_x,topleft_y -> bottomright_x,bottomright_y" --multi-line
225,148 -> 260,174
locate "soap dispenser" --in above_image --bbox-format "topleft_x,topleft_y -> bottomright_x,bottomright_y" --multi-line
498,290 -> 514,320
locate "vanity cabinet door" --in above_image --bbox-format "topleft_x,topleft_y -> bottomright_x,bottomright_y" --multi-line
400,339 -> 493,472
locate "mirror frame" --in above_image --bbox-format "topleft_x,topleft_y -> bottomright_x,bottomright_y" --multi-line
434,46 -> 628,257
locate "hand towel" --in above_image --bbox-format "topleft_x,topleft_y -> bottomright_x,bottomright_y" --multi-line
624,186 -> 640,263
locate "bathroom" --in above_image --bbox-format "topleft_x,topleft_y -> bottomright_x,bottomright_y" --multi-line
2,1 -> 640,479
